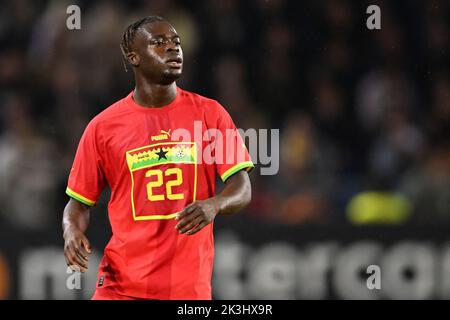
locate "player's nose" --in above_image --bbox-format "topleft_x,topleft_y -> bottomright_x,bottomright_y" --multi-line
166,42 -> 180,52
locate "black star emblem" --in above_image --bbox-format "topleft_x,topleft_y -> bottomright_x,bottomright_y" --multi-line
156,148 -> 168,160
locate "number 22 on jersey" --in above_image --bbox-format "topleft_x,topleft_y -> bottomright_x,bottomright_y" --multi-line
126,142 -> 197,221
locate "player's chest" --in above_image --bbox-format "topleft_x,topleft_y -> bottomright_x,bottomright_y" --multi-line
100,111 -> 211,171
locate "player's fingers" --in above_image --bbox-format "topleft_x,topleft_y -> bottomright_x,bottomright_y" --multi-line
80,236 -> 92,254
186,221 -> 208,236
65,241 -> 86,267
176,203 -> 197,220
72,259 -> 88,272
77,247 -> 90,262
70,263 -> 87,273
73,242 -> 89,261
176,209 -> 202,230
178,215 -> 203,234
65,245 -> 78,264
64,253 -> 72,268
70,244 -> 89,267
66,250 -> 88,272
67,260 -> 86,273
75,249 -> 89,264
72,250 -> 88,269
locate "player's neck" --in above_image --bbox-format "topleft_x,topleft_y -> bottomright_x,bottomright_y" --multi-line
133,81 -> 177,108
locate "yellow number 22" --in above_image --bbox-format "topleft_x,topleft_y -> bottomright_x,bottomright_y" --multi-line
145,168 -> 184,201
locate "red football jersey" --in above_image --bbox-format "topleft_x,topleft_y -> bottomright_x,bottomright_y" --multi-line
66,87 -> 253,299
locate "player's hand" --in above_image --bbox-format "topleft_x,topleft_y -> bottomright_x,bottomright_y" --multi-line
63,226 -> 92,273
175,199 -> 220,236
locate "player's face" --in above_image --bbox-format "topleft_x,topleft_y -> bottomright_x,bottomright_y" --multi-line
133,21 -> 183,84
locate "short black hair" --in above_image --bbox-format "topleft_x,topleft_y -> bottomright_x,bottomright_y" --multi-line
120,16 -> 167,71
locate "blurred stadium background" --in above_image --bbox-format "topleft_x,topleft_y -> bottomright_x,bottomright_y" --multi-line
0,0 -> 449,299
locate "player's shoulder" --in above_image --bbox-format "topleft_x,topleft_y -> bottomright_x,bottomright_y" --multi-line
88,94 -> 131,127
179,87 -> 225,113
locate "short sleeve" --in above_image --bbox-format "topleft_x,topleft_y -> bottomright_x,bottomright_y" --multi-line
214,103 -> 254,182
66,120 -> 106,206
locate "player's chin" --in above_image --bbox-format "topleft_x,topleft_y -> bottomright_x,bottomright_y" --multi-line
162,69 -> 182,83
167,66 -> 182,75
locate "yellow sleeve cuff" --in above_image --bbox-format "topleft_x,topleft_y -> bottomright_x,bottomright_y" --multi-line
66,187 -> 96,206
221,161 -> 254,182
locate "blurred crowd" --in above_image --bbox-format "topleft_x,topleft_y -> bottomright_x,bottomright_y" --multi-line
0,0 -> 449,231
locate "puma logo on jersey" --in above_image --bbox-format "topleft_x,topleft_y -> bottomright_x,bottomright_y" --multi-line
151,129 -> 171,141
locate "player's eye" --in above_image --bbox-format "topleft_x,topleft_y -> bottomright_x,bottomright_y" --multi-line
152,39 -> 165,46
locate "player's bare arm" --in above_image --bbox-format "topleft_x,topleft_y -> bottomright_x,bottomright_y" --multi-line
62,198 -> 92,273
176,170 -> 252,235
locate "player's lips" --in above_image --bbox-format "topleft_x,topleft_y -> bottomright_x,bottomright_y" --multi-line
166,56 -> 183,68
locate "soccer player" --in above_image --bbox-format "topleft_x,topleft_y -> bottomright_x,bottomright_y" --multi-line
62,16 -> 253,300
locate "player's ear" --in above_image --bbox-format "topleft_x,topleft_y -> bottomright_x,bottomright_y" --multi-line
127,52 -> 140,67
